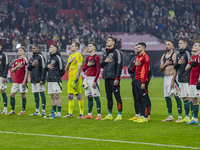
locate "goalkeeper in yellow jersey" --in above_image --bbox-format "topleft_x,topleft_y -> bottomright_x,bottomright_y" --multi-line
62,41 -> 84,119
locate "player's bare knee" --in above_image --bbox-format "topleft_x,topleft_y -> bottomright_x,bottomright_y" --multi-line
76,94 -> 82,101
55,93 -> 60,100
193,98 -> 198,105
10,93 -> 15,98
51,94 -> 55,100
68,94 -> 73,100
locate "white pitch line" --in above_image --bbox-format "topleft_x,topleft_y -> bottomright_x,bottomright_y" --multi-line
15,95 -> 164,100
0,131 -> 199,149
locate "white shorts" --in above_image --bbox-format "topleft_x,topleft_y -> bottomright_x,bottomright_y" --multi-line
189,85 -> 200,98
11,83 -> 28,93
179,83 -> 190,98
164,75 -> 179,97
83,77 -> 100,97
32,83 -> 46,93
0,77 -> 7,90
48,82 -> 62,94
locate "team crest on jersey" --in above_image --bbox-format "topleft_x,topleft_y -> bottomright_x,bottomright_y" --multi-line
51,60 -> 55,65
0,56 -> 2,59
109,53 -> 114,57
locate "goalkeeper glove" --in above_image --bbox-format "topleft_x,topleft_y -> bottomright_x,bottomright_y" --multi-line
72,79 -> 78,90
197,80 -> 200,90
191,61 -> 198,67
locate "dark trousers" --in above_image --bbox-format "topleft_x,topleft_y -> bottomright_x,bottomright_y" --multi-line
135,80 -> 151,117
132,82 -> 139,114
105,79 -> 122,112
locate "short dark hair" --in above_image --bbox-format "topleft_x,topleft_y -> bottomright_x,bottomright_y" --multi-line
72,41 -> 80,49
88,42 -> 97,49
34,44 -> 40,50
108,36 -> 117,45
137,42 -> 146,49
52,44 -> 59,51
167,40 -> 174,45
179,38 -> 188,45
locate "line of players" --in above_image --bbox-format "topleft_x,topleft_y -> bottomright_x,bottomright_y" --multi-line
160,39 -> 200,125
0,37 -> 129,121
3,37 -> 199,124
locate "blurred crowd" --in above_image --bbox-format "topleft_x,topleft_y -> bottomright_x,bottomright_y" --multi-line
0,0 -> 200,51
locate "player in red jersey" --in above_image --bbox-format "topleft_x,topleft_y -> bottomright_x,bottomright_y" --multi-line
185,42 -> 200,125
6,46 -> 29,115
81,42 -> 102,120
132,42 -> 151,123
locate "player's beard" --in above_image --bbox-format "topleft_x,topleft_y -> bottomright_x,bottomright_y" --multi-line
166,48 -> 170,52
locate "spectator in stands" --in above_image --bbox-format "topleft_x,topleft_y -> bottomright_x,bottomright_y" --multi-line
129,22 -> 136,33
34,0 -> 40,9
7,1 -> 14,14
27,0 -> 32,8
0,0 -> 199,51
169,8 -> 175,19
19,0 -> 26,8
72,0 -> 77,10
12,36 -> 19,50
62,0 -> 68,9
157,20 -> 164,31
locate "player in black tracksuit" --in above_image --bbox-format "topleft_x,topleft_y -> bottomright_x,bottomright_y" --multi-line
174,39 -> 192,122
44,45 -> 65,117
100,37 -> 123,121
128,54 -> 139,119
0,43 -> 9,114
128,45 -> 139,120
28,45 -> 47,116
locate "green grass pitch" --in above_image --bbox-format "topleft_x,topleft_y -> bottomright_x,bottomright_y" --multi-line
0,78 -> 200,150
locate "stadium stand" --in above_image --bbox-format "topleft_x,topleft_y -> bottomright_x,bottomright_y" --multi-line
0,0 -> 199,52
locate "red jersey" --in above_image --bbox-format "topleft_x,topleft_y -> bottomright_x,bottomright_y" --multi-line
12,57 -> 29,83
188,54 -> 200,85
82,54 -> 101,83
132,52 -> 150,84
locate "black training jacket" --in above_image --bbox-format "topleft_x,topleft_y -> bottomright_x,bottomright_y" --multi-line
100,47 -> 123,80
45,51 -> 65,82
174,47 -> 191,83
0,50 -> 8,78
28,52 -> 46,83
128,55 -> 136,81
